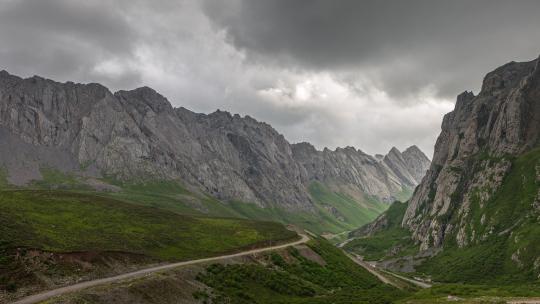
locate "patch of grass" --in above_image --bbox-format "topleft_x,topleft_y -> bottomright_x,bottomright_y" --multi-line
0,190 -> 297,261
0,167 -> 9,188
225,200 -> 343,235
345,201 -> 418,260
226,192 -> 385,236
197,238 -> 407,303
107,180 -> 388,236
213,182 -> 389,236
309,182 -> 387,230
96,178 -> 244,218
401,283 -> 540,303
30,168 -> 92,190
16,173 -> 389,237
394,186 -> 414,203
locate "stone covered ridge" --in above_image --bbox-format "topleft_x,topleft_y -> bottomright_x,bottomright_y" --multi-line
0,70 -> 430,210
292,142 -> 430,204
403,56 -> 540,249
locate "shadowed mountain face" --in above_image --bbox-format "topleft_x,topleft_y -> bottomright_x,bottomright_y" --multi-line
403,56 -> 540,250
0,70 -> 430,211
346,56 -> 540,283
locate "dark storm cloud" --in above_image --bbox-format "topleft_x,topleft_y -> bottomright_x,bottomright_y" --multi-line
203,0 -> 540,98
0,0 -> 139,84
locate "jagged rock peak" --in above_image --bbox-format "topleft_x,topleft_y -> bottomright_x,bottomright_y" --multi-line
401,145 -> 431,183
388,146 -> 401,154
115,86 -> 173,113
403,145 -> 423,155
479,58 -> 538,95
291,142 -> 317,153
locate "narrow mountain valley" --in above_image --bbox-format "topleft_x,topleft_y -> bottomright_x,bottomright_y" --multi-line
1,1 -> 540,303
346,56 -> 540,291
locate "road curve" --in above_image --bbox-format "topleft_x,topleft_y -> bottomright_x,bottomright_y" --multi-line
345,253 -> 400,288
12,234 -> 310,304
380,269 -> 432,289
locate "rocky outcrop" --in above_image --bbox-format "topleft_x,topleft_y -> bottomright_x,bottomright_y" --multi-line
401,145 -> 431,183
403,56 -> 540,250
0,70 -> 430,211
292,143 -> 430,203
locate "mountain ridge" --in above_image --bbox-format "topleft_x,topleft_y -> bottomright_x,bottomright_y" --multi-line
347,55 -> 540,283
403,55 -> 540,249
0,70 -> 430,214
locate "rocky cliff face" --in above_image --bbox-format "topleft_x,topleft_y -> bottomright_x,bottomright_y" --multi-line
292,143 -> 430,203
401,145 -> 431,183
0,70 -> 430,211
403,56 -> 540,250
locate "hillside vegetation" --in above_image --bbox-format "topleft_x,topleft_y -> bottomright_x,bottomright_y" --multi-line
417,148 -> 540,283
345,201 -> 417,260
345,148 -> 540,286
184,238 -> 405,304
0,190 -> 297,298
4,167 -> 389,235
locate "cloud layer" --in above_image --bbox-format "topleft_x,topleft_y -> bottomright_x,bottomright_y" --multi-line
1,0 -> 539,157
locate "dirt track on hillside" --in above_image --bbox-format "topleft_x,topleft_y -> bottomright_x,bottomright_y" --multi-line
11,234 -> 309,304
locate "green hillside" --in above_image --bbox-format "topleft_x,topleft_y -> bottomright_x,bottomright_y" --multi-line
196,238 -> 406,304
345,148 -> 540,284
221,182 -> 388,236
417,148 -> 540,283
308,182 -> 388,232
344,201 -> 417,260
0,190 -> 297,260
1,168 -> 389,236
0,190 -> 297,295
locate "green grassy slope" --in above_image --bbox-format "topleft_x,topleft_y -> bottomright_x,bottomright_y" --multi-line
0,190 -> 297,298
344,201 -> 417,260
196,238 -> 407,304
399,283 -> 540,303
224,182 -> 389,236
345,148 -> 540,284
0,190 -> 297,261
0,167 -> 8,188
308,182 -> 387,231
101,179 -> 243,218
417,148 -> 540,284
1,167 -> 391,236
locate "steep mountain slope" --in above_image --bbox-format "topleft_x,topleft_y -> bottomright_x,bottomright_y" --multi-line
401,145 -> 431,183
0,70 -> 429,232
0,73 -> 310,210
292,143 -> 429,204
403,56 -> 540,250
350,55 -> 540,283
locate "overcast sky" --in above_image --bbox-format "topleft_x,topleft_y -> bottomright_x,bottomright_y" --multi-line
1,0 -> 539,157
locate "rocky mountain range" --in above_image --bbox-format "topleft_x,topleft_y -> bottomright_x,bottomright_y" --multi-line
0,70 -> 430,211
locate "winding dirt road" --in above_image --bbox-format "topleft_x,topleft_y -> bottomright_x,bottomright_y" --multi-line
12,234 -> 309,304
380,269 -> 432,288
345,253 -> 431,289
345,253 -> 400,288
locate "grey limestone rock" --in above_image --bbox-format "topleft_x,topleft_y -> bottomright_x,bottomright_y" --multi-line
0,70 -> 431,211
